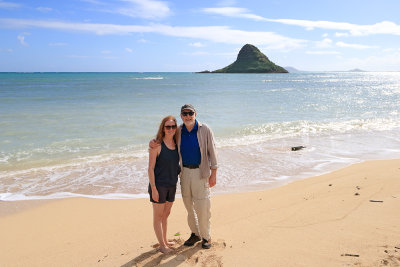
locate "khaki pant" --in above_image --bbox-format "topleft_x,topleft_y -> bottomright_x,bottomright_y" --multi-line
180,167 -> 211,240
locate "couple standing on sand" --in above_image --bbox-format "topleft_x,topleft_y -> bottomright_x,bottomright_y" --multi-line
148,104 -> 218,254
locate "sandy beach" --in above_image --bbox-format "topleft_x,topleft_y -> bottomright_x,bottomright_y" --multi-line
1,159 -> 400,267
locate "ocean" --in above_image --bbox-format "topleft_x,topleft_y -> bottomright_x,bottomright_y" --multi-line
1,72 -> 400,201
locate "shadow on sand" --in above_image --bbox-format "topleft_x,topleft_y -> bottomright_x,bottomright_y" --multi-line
121,238 -> 225,267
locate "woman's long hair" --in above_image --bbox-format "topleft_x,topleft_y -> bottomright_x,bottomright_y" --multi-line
155,115 -> 179,144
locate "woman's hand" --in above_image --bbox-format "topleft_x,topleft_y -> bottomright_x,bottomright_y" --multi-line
152,187 -> 159,202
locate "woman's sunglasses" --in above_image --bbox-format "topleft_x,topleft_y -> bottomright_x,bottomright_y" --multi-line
164,125 -> 177,130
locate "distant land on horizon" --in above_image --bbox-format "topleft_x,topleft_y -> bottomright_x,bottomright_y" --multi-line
5,68 -> 400,73
347,68 -> 367,72
277,67 -> 372,73
283,67 -> 369,73
284,66 -> 303,72
198,44 -> 288,73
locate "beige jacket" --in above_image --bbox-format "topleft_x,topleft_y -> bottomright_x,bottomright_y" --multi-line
177,121 -> 218,179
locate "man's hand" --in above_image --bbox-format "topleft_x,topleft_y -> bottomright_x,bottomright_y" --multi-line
208,172 -> 217,188
149,139 -> 160,149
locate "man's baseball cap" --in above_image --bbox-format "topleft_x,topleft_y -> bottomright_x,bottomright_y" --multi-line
181,104 -> 196,112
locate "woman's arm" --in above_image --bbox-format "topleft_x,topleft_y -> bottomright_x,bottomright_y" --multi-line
148,146 -> 160,202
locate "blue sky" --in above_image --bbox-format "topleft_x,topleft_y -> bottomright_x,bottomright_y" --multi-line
1,0 -> 400,72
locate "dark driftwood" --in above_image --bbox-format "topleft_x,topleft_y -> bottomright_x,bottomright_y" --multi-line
343,254 -> 360,257
291,146 -> 306,151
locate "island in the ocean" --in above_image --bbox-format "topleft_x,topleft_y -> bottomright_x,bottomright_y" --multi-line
198,44 -> 288,73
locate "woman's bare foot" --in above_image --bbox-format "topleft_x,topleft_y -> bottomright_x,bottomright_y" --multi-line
165,240 -> 176,247
158,246 -> 172,254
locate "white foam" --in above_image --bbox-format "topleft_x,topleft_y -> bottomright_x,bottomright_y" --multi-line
0,155 -> 10,163
0,192 -> 148,201
2,124 -> 400,201
249,180 -> 276,184
272,176 -> 291,181
0,148 -> 148,179
131,77 -> 164,80
215,118 -> 400,148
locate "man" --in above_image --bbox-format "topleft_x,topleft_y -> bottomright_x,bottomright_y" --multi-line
150,104 -> 218,249
178,104 -> 217,249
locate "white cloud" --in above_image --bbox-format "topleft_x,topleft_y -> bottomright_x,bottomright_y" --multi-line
306,51 -> 340,55
263,41 -> 304,52
203,7 -> 266,21
0,1 -> 21,8
0,48 -> 13,52
17,33 -> 29,46
336,41 -> 378,49
314,38 -> 378,52
189,42 -> 205,47
0,19 -> 151,35
315,38 -> 333,48
158,25 -> 306,50
383,48 -> 400,53
0,19 -> 307,50
202,6 -> 400,36
268,19 -> 400,36
116,0 -> 171,20
36,7 -> 52,13
138,38 -> 148,43
83,0 -> 171,20
335,32 -> 349,37
125,48 -> 133,52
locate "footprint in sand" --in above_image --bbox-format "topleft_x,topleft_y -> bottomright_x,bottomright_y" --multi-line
184,239 -> 226,266
377,245 -> 400,266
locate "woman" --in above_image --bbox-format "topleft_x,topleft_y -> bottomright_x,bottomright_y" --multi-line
148,115 -> 180,254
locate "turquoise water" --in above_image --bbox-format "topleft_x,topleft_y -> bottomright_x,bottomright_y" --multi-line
1,72 -> 400,200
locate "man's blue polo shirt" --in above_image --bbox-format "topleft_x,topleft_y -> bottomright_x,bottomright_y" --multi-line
180,120 -> 201,165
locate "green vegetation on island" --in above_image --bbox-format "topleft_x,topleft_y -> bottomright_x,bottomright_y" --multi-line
199,44 -> 288,73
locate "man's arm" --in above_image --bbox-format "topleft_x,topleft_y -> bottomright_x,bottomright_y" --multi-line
149,139 -> 161,149
207,126 -> 218,187
207,127 -> 218,170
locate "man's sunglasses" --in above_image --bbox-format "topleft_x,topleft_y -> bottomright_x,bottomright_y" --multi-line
181,111 -> 195,116
164,125 -> 177,130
